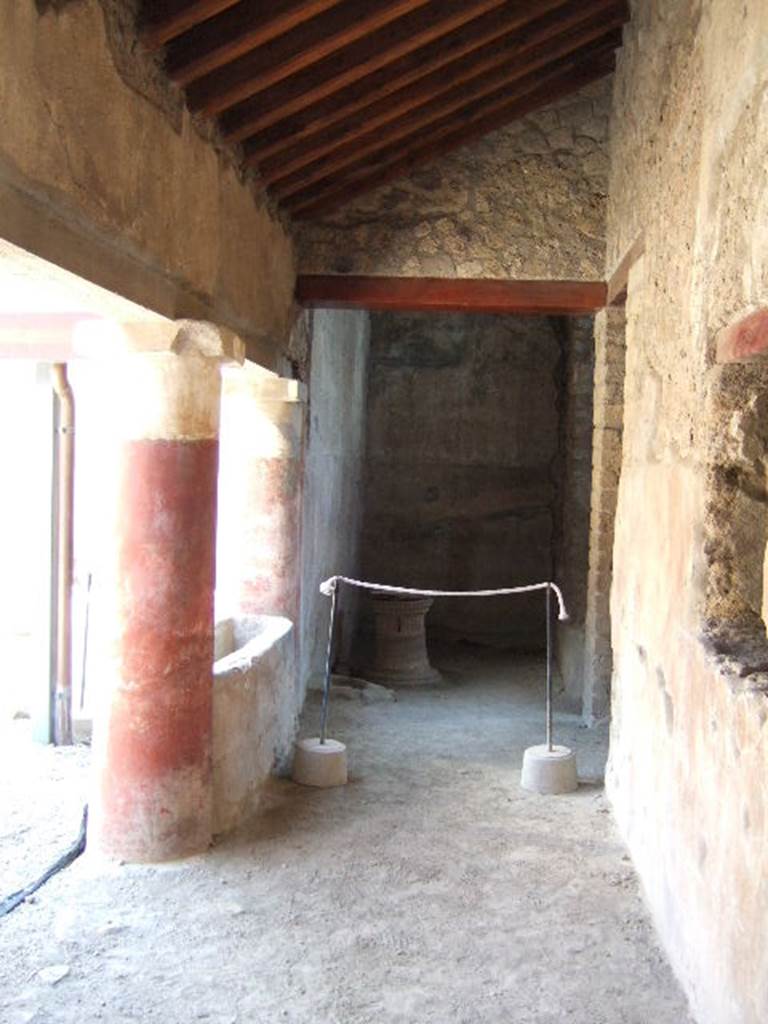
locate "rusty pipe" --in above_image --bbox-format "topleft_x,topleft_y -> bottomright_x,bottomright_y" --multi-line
51,363 -> 74,746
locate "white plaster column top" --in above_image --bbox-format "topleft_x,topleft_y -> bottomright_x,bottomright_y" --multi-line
102,319 -> 245,442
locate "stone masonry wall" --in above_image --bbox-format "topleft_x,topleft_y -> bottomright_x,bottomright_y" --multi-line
605,2 -> 768,1022
297,80 -> 610,280
359,312 -> 561,652
0,0 -> 296,366
581,307 -> 626,723
553,316 -> 595,705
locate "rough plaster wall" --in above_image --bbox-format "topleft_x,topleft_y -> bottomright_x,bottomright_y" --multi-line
605,2 -> 768,1022
212,616 -> 296,836
297,80 -> 610,280
553,317 -> 595,704
360,312 -> 561,651
216,369 -> 305,626
0,0 -> 296,365
299,309 -> 370,690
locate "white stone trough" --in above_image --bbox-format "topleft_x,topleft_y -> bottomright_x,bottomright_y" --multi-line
212,614 -> 297,836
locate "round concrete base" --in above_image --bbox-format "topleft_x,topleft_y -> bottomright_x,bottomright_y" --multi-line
292,737 -> 348,788
364,666 -> 443,687
521,744 -> 578,795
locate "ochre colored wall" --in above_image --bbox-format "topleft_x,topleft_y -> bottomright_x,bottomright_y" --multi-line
605,3 -> 768,1021
0,0 -> 296,367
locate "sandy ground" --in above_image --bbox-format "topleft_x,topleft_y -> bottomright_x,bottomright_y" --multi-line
0,648 -> 693,1024
0,719 -> 90,895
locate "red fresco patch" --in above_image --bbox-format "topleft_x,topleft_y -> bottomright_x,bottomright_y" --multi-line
716,309 -> 768,363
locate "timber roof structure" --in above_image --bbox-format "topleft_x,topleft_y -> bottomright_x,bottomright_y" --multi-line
139,0 -> 629,220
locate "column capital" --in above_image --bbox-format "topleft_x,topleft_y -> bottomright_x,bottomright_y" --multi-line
67,317 -> 246,363
171,320 -> 245,365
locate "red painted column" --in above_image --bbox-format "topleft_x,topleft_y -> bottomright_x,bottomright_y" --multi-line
91,325 -> 241,862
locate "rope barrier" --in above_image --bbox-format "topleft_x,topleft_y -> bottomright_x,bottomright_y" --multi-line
319,576 -> 569,621
317,575 -> 568,745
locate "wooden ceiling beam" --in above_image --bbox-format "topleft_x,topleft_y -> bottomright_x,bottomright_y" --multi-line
296,276 -> 608,315
185,0 -> 438,115
249,0 -> 626,171
270,35 -> 621,200
140,0 -> 240,50
165,0 -> 347,86
290,56 -> 615,219
222,0 -> 571,145
260,19 -> 626,189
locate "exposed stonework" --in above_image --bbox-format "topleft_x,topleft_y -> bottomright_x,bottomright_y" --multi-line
553,316 -> 595,705
297,80 -> 611,280
605,1 -> 768,1021
0,0 -> 296,367
359,312 -> 561,652
582,307 -> 626,723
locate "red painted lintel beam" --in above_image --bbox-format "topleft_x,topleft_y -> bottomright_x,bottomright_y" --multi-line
296,275 -> 608,315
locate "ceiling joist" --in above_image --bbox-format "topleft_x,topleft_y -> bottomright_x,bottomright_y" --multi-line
290,55 -> 615,219
140,0 -> 240,50
260,24 -> 625,191
223,0 -> 561,145
164,0 -> 348,85
137,0 -> 627,218
246,0 -> 625,171
272,38 -> 620,202
185,0 -> 441,115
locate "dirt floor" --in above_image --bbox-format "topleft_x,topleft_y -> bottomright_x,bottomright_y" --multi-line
0,648 -> 693,1024
0,718 -> 90,896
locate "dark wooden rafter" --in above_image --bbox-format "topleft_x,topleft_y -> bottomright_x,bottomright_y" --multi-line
140,0 -> 240,50
223,0 -> 573,146
185,0 -> 442,115
137,0 -> 626,220
290,54 -> 615,219
271,36 -> 620,201
246,0 -> 626,171
165,0 -> 348,86
260,21 -> 625,192
296,276 -> 607,315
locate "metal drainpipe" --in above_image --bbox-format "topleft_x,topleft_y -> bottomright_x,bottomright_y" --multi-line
51,364 -> 74,746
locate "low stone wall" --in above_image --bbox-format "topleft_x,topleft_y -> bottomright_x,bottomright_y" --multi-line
212,615 -> 297,836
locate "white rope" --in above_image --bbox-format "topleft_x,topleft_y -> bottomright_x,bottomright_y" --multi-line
319,575 -> 569,622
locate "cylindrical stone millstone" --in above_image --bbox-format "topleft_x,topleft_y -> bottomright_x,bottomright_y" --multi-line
365,594 -> 441,686
90,324 -> 242,863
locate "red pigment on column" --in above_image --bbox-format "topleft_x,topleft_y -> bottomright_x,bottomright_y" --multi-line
99,438 -> 218,861
238,457 -> 302,622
